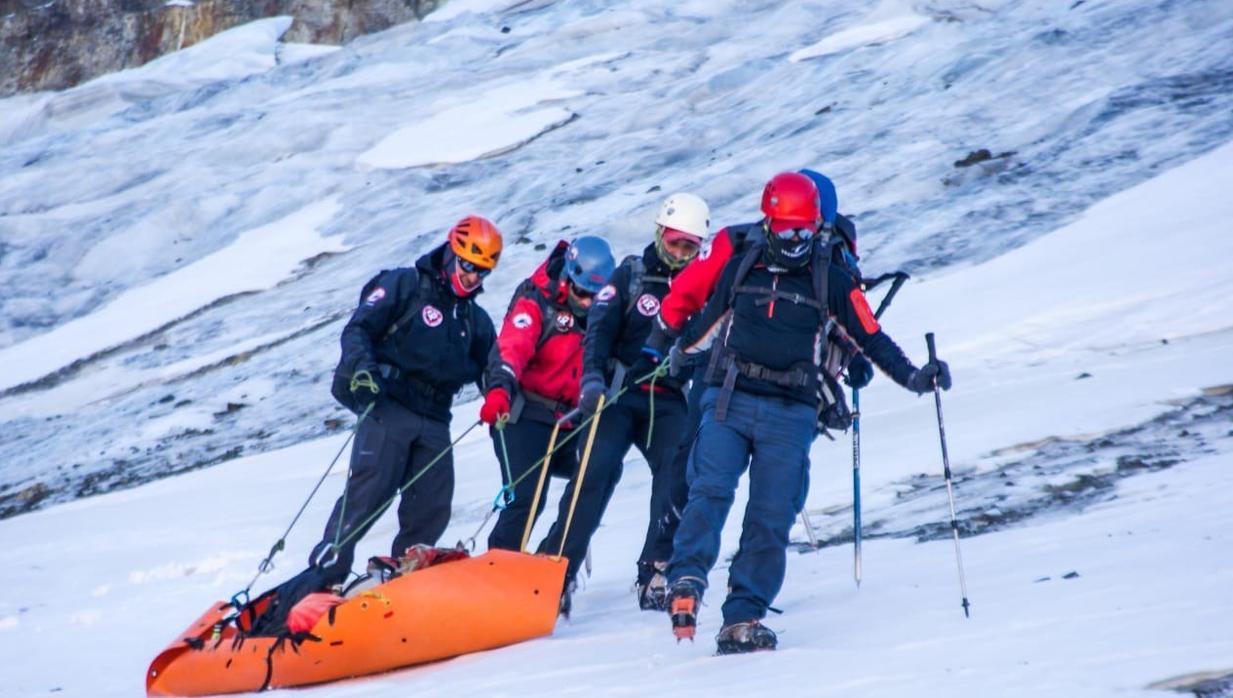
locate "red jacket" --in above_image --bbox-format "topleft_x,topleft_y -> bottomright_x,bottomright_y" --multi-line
492,243 -> 585,407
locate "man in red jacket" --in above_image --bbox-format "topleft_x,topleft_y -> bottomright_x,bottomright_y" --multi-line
479,236 -> 616,576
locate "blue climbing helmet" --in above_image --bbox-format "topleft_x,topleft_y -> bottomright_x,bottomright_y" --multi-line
564,235 -> 616,294
798,169 -> 838,226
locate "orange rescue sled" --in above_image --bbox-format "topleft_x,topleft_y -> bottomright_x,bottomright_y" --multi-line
147,550 -> 566,696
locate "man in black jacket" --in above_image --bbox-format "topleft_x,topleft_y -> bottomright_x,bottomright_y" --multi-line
537,193 -> 710,614
310,215 -> 502,587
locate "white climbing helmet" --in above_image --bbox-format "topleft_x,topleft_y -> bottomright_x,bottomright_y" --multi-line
654,192 -> 710,241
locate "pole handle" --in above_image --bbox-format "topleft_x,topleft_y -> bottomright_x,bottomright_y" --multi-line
926,332 -> 937,363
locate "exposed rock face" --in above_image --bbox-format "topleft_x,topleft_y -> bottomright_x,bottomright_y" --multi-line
0,0 -> 443,97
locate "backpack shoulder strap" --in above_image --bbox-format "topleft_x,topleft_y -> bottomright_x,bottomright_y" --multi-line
382,268 -> 425,340
812,239 -> 839,319
726,238 -> 767,308
624,255 -> 644,315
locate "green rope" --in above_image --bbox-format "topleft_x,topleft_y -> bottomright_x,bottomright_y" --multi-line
494,416 -> 516,509
317,419 -> 483,564
349,369 -> 380,395
243,402 -> 374,595
644,363 -> 670,450
481,364 -> 666,510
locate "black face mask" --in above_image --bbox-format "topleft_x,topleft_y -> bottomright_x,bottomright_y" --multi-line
763,229 -> 816,270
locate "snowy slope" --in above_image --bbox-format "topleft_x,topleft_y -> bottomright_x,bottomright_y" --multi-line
1,0 -> 1233,696
2,0 -> 1233,515
1,137 -> 1231,698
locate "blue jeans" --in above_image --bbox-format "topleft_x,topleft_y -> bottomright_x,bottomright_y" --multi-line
667,387 -> 815,624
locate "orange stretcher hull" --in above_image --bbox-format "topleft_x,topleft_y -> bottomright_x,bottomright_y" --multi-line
147,550 -> 567,696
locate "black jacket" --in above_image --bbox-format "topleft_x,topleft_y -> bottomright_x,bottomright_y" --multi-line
679,242 -> 914,406
583,243 -> 682,388
339,244 -> 496,422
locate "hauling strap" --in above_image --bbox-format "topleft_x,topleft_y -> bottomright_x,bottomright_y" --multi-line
314,419 -> 483,566
241,402 -> 375,597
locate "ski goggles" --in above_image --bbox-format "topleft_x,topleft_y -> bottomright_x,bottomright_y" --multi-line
568,281 -> 596,300
456,257 -> 494,277
766,220 -> 819,240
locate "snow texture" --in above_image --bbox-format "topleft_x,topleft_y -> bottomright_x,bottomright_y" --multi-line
0,1 -> 1232,695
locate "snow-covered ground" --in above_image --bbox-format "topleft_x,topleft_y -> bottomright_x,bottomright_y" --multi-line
1,135 -> 1230,698
3,0 -> 1233,515
1,0 -> 1232,696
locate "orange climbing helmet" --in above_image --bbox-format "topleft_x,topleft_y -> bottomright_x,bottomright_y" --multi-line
448,215 -> 503,270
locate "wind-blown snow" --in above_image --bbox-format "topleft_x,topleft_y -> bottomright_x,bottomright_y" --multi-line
357,79 -> 581,169
790,10 -> 931,62
0,197 -> 345,393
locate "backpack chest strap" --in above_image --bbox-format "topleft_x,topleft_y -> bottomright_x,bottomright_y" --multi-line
731,285 -> 825,310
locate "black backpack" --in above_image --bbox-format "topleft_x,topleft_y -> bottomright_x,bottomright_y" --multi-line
330,270 -> 431,414
716,234 -> 856,434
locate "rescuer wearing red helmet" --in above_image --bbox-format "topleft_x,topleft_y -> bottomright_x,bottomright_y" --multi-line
648,173 -> 952,654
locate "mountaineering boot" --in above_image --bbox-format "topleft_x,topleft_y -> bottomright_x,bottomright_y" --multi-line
715,620 -> 778,655
667,579 -> 701,642
559,578 -> 577,619
636,561 -> 669,611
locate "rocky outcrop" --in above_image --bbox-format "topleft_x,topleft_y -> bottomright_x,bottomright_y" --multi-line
0,0 -> 443,97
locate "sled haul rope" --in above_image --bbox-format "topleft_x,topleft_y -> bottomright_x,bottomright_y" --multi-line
147,550 -> 567,696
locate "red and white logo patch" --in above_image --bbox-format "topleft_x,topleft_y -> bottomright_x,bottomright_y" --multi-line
511,312 -> 533,329
421,305 -> 443,327
596,284 -> 618,302
364,287 -> 386,305
635,293 -> 660,317
555,311 -> 575,332
698,240 -> 713,261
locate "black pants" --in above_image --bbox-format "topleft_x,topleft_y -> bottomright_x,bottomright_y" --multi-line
487,418 -> 580,552
538,388 -> 689,584
309,399 -> 454,586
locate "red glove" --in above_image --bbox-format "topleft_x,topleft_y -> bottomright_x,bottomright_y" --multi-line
480,388 -> 511,425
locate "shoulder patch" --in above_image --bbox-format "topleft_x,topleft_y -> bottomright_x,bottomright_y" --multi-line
511,311 -> 533,329
554,310 -> 576,332
421,305 -> 443,328
364,287 -> 386,305
698,240 -> 713,261
596,284 -> 618,302
849,288 -> 880,335
635,293 -> 660,317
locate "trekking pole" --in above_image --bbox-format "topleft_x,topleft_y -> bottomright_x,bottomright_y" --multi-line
800,511 -> 820,548
926,332 -> 971,618
852,271 -> 909,586
555,395 -> 605,558
851,387 -> 862,586
520,407 -> 582,552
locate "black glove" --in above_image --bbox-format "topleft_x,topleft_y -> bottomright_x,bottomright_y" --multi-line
629,350 -> 665,384
578,375 -> 607,414
667,344 -> 689,379
844,354 -> 874,390
907,359 -> 952,394
350,369 -> 383,409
